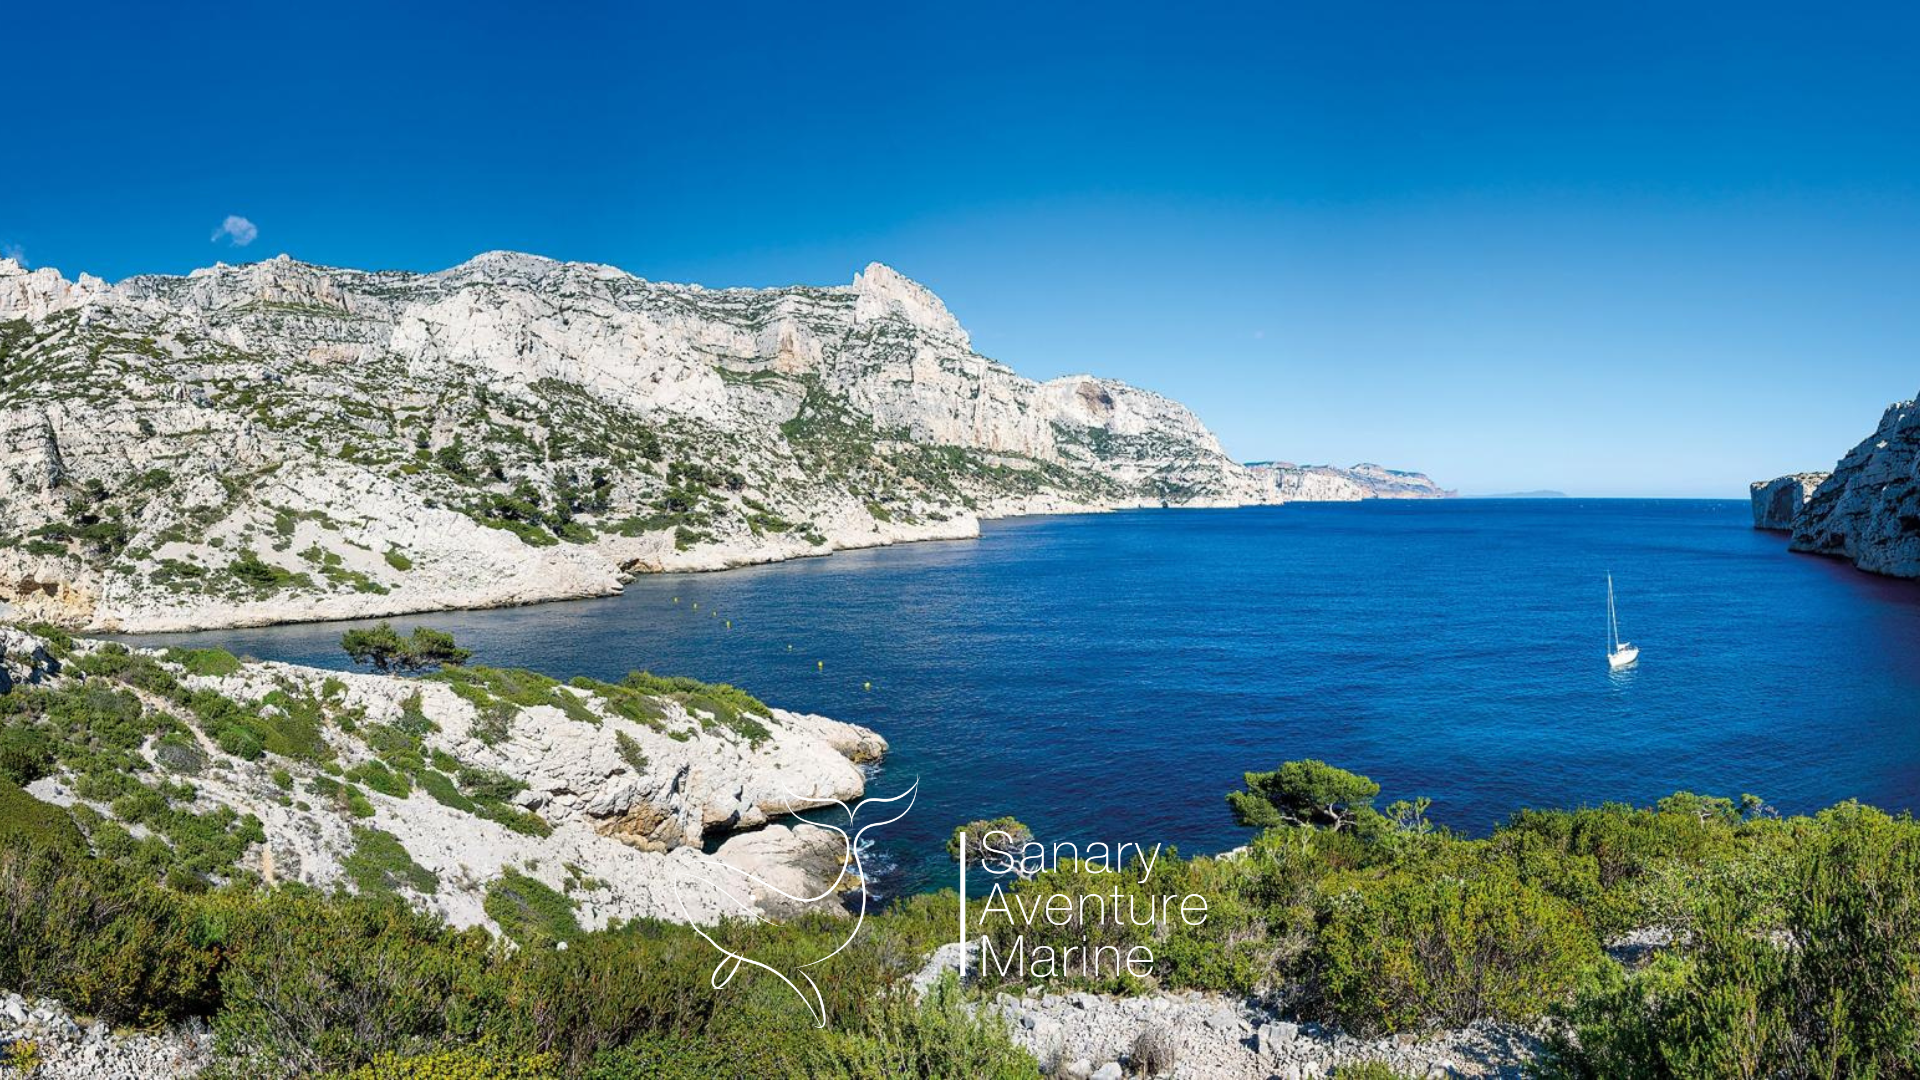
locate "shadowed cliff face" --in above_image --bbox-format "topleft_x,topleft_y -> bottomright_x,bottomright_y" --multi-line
0,255 -> 1281,631
1750,473 -> 1829,531
1789,393 -> 1920,578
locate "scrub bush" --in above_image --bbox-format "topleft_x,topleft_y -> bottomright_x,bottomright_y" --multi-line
1313,869 -> 1599,1034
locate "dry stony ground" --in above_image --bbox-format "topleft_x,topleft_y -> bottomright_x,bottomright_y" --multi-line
0,993 -> 210,1080
906,943 -> 1545,1080
997,989 -> 1542,1080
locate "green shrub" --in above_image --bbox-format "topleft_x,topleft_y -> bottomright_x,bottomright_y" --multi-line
614,731 -> 648,774
21,623 -> 75,654
1313,869 -> 1599,1035
619,671 -> 770,744
416,769 -> 475,813
0,843 -> 220,1026
342,828 -> 438,897
0,778 -> 84,853
347,759 -> 412,799
337,1044 -> 558,1079
0,724 -> 54,785
484,870 -> 580,947
475,801 -> 552,838
170,647 -> 243,677
212,891 -> 502,1078
229,550 -> 310,592
457,767 -> 525,803
1330,1064 -> 1421,1080
154,732 -> 208,775
1548,803 -> 1920,1079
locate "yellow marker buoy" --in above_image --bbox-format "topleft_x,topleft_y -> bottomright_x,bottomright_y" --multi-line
692,602 -> 699,609
817,660 -> 824,671
726,620 -> 732,628
863,681 -> 871,691
673,597 -> 679,604
787,644 -> 793,651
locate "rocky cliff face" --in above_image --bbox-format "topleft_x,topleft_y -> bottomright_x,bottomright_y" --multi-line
1,628 -> 880,930
0,254 -> 1280,631
1245,461 -> 1453,501
1750,473 -> 1829,531
1788,394 -> 1920,578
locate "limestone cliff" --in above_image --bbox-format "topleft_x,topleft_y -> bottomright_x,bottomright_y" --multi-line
1245,461 -> 1454,501
1,627 -> 880,929
0,254 -> 1278,631
1749,473 -> 1829,531
1788,394 -> 1920,578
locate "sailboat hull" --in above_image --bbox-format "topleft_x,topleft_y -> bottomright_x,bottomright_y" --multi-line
1608,644 -> 1639,669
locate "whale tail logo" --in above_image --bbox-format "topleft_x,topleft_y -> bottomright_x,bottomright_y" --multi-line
673,779 -> 918,1028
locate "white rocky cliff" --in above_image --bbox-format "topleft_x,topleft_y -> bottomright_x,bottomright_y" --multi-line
1246,461 -> 1453,501
0,254 -> 1294,632
1785,392 -> 1920,578
1750,472 -> 1829,531
0,627 -> 882,932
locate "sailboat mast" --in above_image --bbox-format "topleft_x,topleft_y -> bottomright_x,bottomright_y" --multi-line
1607,574 -> 1617,652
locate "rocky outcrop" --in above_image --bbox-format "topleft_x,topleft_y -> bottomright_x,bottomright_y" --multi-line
709,821 -> 862,918
1750,473 -> 1829,531
1787,394 -> 1920,578
11,630 -> 884,930
1246,461 -> 1453,501
0,254 -> 1287,631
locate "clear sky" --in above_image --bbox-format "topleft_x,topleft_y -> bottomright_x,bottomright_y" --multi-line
8,2 -> 1918,496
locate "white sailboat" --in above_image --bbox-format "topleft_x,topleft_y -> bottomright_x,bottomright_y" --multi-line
1607,574 -> 1639,669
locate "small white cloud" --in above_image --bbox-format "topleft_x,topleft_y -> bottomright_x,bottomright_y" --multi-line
1,242 -> 25,267
210,215 -> 258,247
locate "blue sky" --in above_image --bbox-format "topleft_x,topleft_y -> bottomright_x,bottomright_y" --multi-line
7,2 -> 1918,496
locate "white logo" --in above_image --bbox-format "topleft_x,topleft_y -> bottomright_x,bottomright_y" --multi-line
674,780 -> 918,1027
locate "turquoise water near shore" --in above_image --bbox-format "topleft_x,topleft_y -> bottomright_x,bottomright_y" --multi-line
137,500 -> 1920,896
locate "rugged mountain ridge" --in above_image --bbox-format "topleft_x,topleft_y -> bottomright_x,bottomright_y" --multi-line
1784,392 -> 1920,577
1244,461 -> 1454,501
1,253 -> 1287,631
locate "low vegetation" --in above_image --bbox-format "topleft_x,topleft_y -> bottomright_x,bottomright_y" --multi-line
955,760 -> 1920,1078
1,630 -> 1914,1078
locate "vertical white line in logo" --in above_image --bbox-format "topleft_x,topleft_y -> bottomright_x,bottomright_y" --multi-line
958,830 -> 968,978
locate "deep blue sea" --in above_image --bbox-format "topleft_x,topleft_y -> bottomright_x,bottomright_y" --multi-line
135,500 -> 1920,896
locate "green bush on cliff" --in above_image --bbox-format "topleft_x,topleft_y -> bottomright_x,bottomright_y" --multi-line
1544,801 -> 1920,1079
0,840 -> 221,1026
1312,869 -> 1599,1034
484,870 -> 581,947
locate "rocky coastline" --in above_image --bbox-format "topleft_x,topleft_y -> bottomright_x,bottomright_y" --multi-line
1752,389 -> 1918,578
0,626 -> 880,932
0,255 -> 1442,635
1749,472 -> 1829,531
1244,462 -> 1453,502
